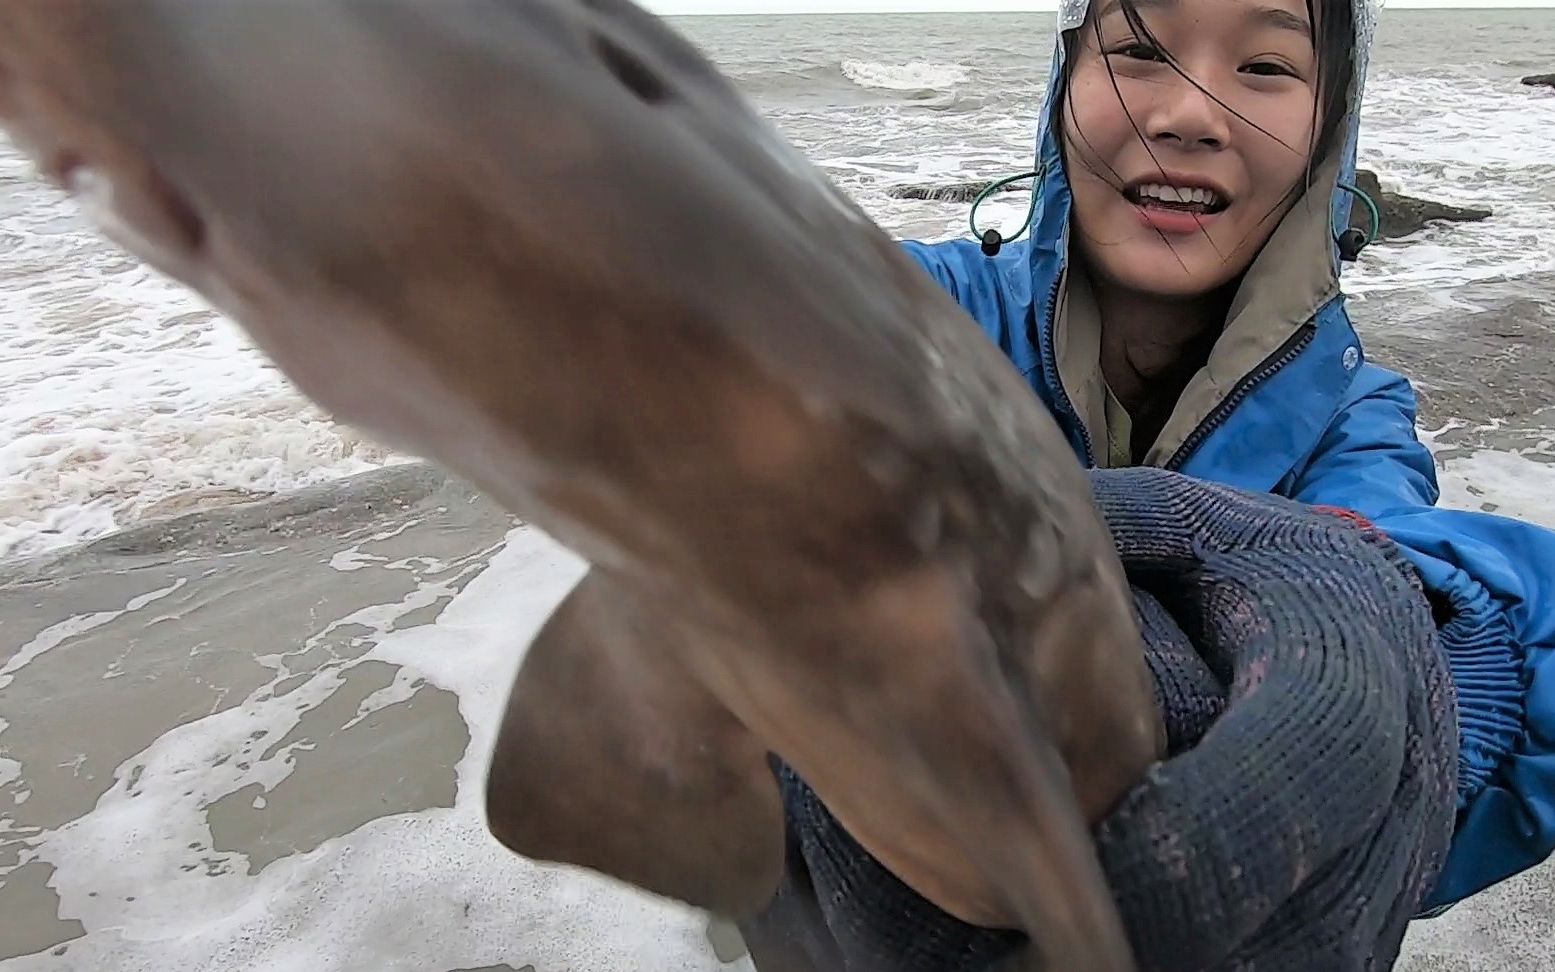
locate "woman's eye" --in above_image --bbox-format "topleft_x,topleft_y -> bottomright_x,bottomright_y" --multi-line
1243,60 -> 1297,77
1109,43 -> 1166,62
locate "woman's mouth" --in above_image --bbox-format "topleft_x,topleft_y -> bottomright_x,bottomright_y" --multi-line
1123,182 -> 1229,215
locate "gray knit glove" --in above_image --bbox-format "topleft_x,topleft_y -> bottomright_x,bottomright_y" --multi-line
740,467 -> 1459,972
1090,466 -> 1459,971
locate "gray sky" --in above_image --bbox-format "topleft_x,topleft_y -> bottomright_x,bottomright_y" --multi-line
644,0 -> 1550,14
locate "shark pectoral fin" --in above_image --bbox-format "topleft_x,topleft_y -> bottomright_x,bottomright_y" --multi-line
484,568 -> 785,918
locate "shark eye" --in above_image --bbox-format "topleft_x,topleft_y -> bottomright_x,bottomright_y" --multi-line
592,33 -> 671,105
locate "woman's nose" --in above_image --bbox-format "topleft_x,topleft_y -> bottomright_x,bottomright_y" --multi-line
1143,73 -> 1232,149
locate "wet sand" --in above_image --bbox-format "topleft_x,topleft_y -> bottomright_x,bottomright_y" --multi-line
1358,269 -> 1555,464
0,466 -> 744,971
3,271 -> 1555,969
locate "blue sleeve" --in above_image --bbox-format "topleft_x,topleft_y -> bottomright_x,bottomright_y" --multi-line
897,238 -> 1043,379
1286,363 -> 1555,910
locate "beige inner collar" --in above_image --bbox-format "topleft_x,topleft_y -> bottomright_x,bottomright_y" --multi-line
1054,153 -> 1345,468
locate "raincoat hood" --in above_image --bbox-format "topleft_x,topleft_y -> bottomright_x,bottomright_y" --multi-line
1022,0 -> 1384,469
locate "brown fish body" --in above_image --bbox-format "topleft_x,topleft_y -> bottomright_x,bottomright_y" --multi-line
0,2 -> 1163,968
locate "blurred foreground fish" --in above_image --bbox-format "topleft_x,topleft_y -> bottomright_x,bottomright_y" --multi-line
0,2 -> 1164,968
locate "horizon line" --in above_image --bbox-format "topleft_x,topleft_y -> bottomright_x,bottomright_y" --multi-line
653,2 -> 1552,14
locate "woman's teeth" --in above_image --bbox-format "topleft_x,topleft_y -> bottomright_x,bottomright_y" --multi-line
1130,183 -> 1223,211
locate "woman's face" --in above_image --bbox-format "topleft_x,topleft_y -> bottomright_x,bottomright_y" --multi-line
1062,0 -> 1325,298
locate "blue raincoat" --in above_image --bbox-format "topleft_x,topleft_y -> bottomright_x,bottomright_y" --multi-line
897,0 -> 1555,911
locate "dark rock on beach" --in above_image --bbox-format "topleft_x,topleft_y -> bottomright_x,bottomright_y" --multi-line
887,167 -> 1492,242
1349,169 -> 1491,242
1522,74 -> 1555,88
887,179 -> 1025,204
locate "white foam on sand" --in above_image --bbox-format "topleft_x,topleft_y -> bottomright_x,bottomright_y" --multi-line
1433,446 -> 1555,528
2,524 -> 744,972
0,577 -> 186,690
0,754 -> 19,790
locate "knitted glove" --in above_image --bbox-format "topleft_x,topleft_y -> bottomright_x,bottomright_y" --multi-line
740,467 -> 1459,972
1090,467 -> 1459,971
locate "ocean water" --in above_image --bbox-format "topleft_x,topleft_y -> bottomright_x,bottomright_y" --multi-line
1,9 -> 1553,559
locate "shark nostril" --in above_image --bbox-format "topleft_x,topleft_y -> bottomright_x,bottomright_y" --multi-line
591,33 -> 671,105
146,167 -> 208,254
53,151 -> 207,259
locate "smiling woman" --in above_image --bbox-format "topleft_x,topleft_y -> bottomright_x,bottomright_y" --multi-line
902,0 -> 1377,472
1048,0 -> 1358,455
1062,0 -> 1337,296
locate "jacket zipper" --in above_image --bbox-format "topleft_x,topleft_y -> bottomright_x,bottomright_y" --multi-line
1037,272 -> 1096,465
1162,322 -> 1317,472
